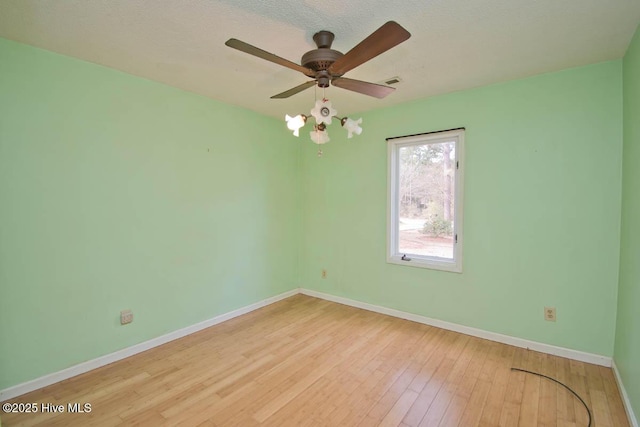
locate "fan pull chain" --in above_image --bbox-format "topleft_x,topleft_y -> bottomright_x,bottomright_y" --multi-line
318,86 -> 326,157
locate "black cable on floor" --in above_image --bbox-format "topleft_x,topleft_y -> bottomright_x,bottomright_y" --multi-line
511,367 -> 592,427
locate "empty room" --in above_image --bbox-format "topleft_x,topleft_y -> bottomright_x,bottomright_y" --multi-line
0,1 -> 639,426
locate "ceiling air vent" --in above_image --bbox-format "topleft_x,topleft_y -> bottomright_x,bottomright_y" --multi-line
381,76 -> 402,85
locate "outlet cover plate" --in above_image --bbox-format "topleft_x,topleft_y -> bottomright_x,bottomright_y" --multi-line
120,309 -> 133,325
544,307 -> 556,322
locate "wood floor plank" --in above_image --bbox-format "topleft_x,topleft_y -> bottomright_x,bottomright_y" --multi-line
402,346 -> 456,425
417,336 -> 478,426
556,356 -> 577,425
458,379 -> 492,427
599,366 -> 631,427
254,336 -> 370,422
517,350 -> 543,427
570,363 -> 593,426
378,390 -> 420,427
438,340 -> 492,427
584,362 -> 616,427
537,354 -> 558,427
0,295 -> 631,427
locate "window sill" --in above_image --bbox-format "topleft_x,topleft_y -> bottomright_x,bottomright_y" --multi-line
387,255 -> 462,273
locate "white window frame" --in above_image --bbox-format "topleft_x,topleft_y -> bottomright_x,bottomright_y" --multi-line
387,128 -> 465,273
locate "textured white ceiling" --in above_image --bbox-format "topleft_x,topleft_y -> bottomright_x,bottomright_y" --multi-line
1,0 -> 639,119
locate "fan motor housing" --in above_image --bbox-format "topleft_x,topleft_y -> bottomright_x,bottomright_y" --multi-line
301,49 -> 343,73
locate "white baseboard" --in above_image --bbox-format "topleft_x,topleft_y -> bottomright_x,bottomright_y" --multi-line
300,288 -> 612,367
0,288 -> 299,402
612,360 -> 639,427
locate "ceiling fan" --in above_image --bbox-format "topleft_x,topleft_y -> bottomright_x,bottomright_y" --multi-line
225,21 -> 411,99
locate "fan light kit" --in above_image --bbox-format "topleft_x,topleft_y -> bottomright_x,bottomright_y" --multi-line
225,21 -> 411,156
284,98 -> 363,157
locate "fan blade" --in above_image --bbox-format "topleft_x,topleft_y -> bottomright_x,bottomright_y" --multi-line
225,38 -> 314,76
271,81 -> 317,99
332,77 -> 395,99
328,21 -> 410,76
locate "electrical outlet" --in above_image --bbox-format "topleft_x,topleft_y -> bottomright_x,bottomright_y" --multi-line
120,309 -> 133,325
321,269 -> 327,279
544,307 -> 556,322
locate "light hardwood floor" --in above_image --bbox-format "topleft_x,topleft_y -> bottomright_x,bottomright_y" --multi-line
1,295 -> 630,426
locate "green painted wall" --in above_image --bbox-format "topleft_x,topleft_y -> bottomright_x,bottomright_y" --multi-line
0,34 -> 630,396
0,38 -> 300,390
616,24 -> 640,420
301,61 -> 623,357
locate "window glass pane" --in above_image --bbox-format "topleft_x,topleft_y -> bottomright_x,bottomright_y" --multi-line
398,140 -> 455,259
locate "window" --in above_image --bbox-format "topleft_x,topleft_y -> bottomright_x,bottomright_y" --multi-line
387,128 -> 465,272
